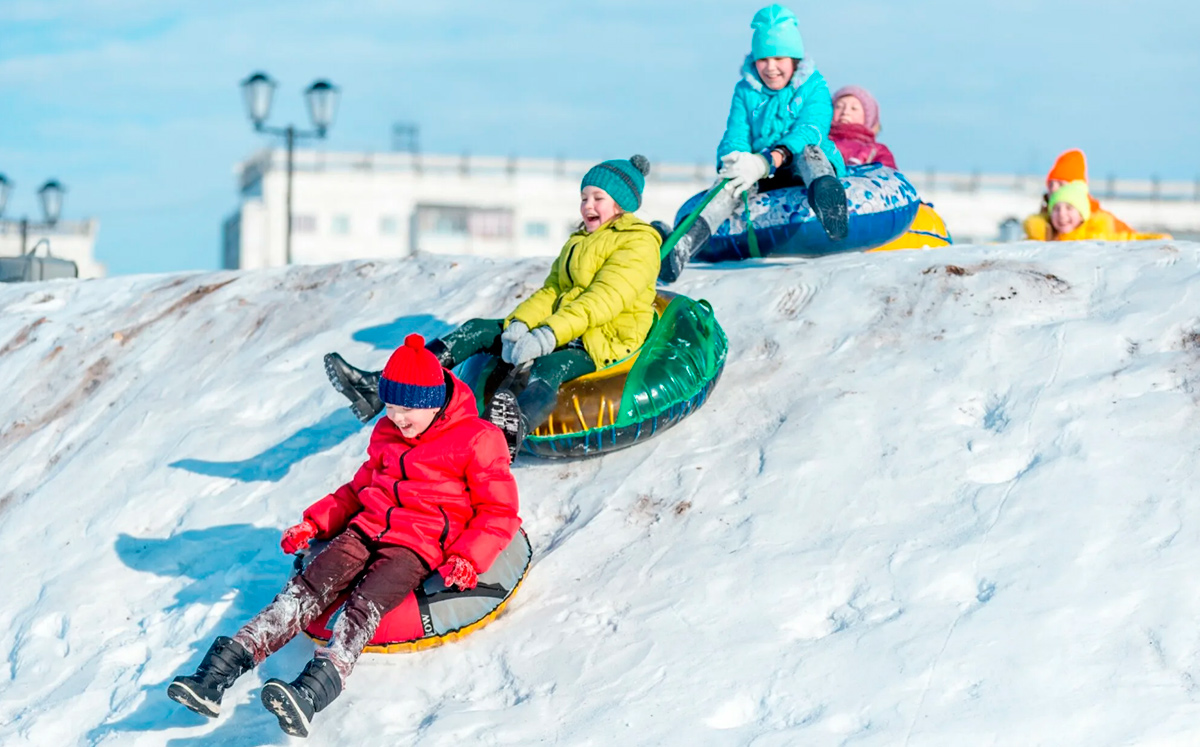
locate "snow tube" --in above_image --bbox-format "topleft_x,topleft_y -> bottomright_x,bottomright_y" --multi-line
456,291 -> 727,459
868,202 -> 952,252
302,529 -> 532,653
678,163 -> 921,261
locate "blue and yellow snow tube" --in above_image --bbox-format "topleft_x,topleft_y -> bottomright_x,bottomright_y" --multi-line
456,291 -> 727,459
679,163 -> 922,261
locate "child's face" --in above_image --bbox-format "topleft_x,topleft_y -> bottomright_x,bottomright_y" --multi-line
580,186 -> 620,233
386,404 -> 440,438
833,95 -> 866,126
1050,202 -> 1084,234
755,56 -> 795,90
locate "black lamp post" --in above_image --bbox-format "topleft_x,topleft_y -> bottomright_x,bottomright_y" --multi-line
0,175 -> 67,254
240,72 -> 340,265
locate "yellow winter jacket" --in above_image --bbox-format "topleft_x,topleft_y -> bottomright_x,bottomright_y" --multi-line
1052,211 -> 1171,242
508,213 -> 662,368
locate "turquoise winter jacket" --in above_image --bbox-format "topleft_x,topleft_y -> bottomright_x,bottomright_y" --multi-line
716,55 -> 846,177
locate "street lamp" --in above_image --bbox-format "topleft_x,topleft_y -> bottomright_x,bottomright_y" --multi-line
0,176 -> 67,253
38,180 -> 65,226
240,71 -> 340,265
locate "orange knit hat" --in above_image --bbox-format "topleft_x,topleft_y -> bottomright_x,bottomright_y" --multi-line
1046,149 -> 1088,186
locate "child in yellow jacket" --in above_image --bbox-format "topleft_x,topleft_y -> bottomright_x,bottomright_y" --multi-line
1048,181 -> 1171,242
1024,149 -> 1141,241
325,155 -> 662,459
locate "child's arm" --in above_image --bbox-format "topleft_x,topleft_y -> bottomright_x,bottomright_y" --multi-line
537,233 -> 660,348
302,454 -> 375,537
508,254 -> 565,329
444,429 -> 521,573
716,87 -> 753,170
775,72 -> 835,157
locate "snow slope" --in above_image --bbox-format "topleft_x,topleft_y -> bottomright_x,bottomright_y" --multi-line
3,242 -> 1200,746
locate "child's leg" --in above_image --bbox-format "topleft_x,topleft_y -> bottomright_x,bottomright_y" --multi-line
232,529 -> 373,664
794,145 -> 849,240
484,347 -> 595,458
518,349 -> 597,427
325,319 -> 502,422
659,181 -> 739,284
428,318 -> 504,369
315,545 -> 428,680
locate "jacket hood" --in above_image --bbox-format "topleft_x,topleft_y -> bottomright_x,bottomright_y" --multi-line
740,54 -> 815,95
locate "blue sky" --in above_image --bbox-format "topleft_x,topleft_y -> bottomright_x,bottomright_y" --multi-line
1,0 -> 1196,275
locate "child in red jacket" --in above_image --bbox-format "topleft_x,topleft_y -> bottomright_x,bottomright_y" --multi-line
167,334 -> 520,738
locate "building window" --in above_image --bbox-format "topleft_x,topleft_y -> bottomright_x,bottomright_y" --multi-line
415,205 -> 513,238
292,214 -> 317,233
331,215 -> 350,235
380,216 -> 398,235
524,221 -> 548,238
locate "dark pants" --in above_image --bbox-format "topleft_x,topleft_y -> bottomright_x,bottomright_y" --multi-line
233,528 -> 426,680
438,318 -> 596,425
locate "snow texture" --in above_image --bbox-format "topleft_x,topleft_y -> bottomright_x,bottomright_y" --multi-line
3,242 -> 1200,745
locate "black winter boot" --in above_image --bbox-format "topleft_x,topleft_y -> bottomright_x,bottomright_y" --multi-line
167,636 -> 254,718
324,352 -> 384,423
650,220 -> 673,243
484,388 -> 528,462
260,656 -> 343,738
807,175 -> 849,241
658,218 -> 711,284
425,338 -> 456,369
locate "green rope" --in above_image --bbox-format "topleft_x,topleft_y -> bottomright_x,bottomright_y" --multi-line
659,178 -> 730,261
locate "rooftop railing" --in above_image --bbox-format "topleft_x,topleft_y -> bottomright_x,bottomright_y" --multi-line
237,149 -> 1200,203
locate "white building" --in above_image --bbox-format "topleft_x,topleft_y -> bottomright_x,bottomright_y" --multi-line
223,148 -> 1200,270
0,220 -> 105,279
223,149 -> 712,270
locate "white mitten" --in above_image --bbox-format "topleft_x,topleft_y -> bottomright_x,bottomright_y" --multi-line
718,151 -> 770,195
509,326 -> 557,365
500,321 -> 528,363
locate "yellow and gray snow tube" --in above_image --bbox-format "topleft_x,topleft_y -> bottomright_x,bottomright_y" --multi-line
302,529 -> 532,653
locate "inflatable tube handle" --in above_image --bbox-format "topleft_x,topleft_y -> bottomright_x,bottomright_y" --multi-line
660,179 -> 730,261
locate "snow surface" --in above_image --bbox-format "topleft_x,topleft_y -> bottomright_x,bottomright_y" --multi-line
3,242 -> 1200,746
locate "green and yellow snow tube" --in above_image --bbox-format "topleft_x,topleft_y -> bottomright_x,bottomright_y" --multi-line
456,292 -> 727,459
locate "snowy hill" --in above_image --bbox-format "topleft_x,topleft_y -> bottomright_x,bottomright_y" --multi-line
3,243 -> 1200,746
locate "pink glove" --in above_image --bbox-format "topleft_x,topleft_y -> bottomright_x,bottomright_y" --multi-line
280,519 -> 319,555
437,555 -> 478,590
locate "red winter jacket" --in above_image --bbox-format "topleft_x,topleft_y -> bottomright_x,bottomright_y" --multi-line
303,371 -> 520,574
830,122 -> 897,170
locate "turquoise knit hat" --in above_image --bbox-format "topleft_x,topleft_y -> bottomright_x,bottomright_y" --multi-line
751,4 -> 805,60
581,155 -> 651,212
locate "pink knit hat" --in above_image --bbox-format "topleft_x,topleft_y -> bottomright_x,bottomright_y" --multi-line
833,85 -> 881,133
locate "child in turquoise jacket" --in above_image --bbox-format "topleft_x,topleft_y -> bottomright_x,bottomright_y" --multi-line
660,4 -> 849,283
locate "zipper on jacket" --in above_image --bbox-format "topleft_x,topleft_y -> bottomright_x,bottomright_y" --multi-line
376,471 -> 408,541
437,506 -> 450,551
564,244 -> 577,286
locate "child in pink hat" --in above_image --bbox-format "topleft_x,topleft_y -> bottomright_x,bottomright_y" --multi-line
829,85 -> 897,170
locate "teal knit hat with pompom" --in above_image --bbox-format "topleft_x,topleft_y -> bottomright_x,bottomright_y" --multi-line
581,155 -> 651,212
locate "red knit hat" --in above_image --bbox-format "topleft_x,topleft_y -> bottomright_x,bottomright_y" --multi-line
1046,149 -> 1088,186
378,334 -> 446,408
